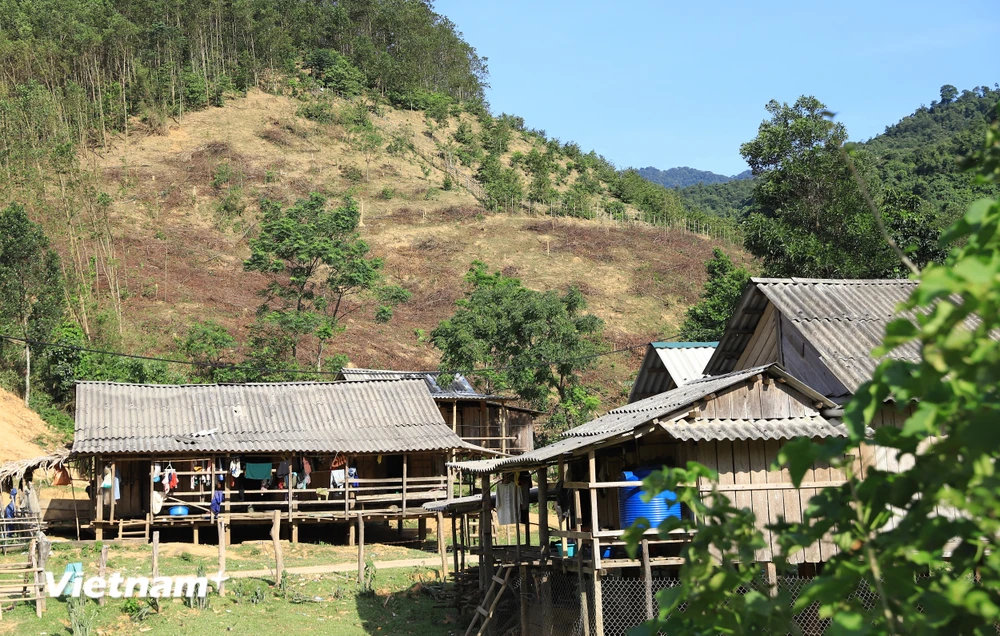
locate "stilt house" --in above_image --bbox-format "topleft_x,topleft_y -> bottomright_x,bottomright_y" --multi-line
72,378 -> 490,543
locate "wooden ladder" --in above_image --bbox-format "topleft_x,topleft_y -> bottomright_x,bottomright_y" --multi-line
464,565 -> 513,636
117,518 -> 150,542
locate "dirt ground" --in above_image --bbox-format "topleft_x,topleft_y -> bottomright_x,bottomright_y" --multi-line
0,388 -> 59,464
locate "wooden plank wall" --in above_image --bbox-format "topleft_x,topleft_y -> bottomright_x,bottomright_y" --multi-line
777,314 -> 850,398
693,377 -> 849,563
735,303 -> 780,369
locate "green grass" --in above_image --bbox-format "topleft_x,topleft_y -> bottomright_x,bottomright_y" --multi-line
0,540 -> 462,635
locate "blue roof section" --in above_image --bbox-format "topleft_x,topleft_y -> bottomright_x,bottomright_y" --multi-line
652,341 -> 719,349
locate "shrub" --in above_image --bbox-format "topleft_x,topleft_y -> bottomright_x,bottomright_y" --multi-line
442,174 -> 453,191
340,165 -> 364,184
379,187 -> 395,200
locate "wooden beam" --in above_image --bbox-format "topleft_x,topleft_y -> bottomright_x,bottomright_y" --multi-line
451,514 -> 460,577
537,468 -> 549,561
519,564 -> 529,636
108,461 -> 116,525
217,519 -> 226,597
151,531 -> 159,579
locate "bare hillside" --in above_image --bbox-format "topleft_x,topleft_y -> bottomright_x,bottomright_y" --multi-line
48,90 -> 749,403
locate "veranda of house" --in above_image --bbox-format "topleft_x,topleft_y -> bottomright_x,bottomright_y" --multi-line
72,378 -> 494,543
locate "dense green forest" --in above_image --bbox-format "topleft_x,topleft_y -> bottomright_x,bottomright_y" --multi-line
678,85 -> 1000,224
637,165 -> 751,189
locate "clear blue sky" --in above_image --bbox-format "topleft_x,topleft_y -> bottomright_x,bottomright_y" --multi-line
434,0 -> 999,176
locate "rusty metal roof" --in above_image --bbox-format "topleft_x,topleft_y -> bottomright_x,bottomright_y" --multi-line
73,379 -> 488,455
627,342 -> 717,402
706,278 -> 924,395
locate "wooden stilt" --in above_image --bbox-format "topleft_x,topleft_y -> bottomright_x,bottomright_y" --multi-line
98,545 -> 108,607
451,514 -> 460,578
357,512 -> 365,584
436,511 -> 448,579
642,538 -> 653,620
192,525 -> 200,545
271,510 -> 283,584
152,531 -> 159,578
519,564 -> 529,636
217,519 -> 226,597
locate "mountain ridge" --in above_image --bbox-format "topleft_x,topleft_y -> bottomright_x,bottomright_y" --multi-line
638,166 -> 752,189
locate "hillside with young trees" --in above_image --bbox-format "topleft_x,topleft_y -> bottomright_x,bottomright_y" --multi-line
0,0 -> 746,437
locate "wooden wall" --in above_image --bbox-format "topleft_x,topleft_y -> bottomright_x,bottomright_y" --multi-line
735,303 -> 780,369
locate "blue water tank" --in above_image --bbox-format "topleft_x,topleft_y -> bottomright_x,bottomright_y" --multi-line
618,468 -> 681,529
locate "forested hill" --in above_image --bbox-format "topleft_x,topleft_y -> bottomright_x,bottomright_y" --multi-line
678,85 -> 1000,220
638,166 -> 751,189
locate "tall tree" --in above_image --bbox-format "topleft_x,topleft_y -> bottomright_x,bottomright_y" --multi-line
679,249 -> 751,342
244,193 -> 409,371
432,261 -> 604,415
0,204 -> 64,404
740,96 -> 944,278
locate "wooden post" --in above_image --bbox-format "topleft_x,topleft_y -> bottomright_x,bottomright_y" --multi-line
541,571 -> 554,636
344,455 -> 351,516
193,524 -> 200,545
588,451 -> 599,532
480,474 -> 493,592
152,531 -> 159,579
223,455 -> 231,521
349,520 -> 356,547
577,542 -> 590,636
217,519 -> 226,597
288,456 -> 296,543
356,512 -> 365,584
436,511 -> 448,579
558,460 -> 568,559
500,404 -> 507,455
271,510 -> 283,584
451,514 -> 460,577
479,400 -> 487,448
519,564 -> 529,636
765,562 -> 778,597
70,475 -> 81,542
108,462 -> 116,525
451,400 -> 458,434
642,538 -> 653,620
30,539 -> 43,616
537,468 -> 549,561
592,566 -> 605,636
98,545 -> 108,606
396,453 -> 409,536
149,455 -> 156,528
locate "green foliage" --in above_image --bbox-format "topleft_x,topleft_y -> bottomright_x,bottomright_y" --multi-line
442,174 -> 453,191
740,95 -> 947,278
679,249 -> 751,341
121,597 -> 153,623
67,595 -> 98,636
359,556 -> 377,596
627,116 -> 1000,635
0,203 -> 64,347
608,169 -> 685,225
386,128 -> 415,157
296,100 -> 336,124
639,166 -> 750,189
178,321 -> 236,382
244,193 -> 407,370
432,261 -> 604,413
303,49 -> 364,97
540,385 -> 600,445
476,154 -> 523,211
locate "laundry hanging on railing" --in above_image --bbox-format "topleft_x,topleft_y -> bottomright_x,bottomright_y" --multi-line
496,482 -> 520,526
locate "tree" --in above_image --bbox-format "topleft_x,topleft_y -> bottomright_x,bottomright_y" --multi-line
740,96 -> 944,278
0,204 -> 63,405
939,84 -> 958,104
350,123 -> 384,182
244,193 -> 409,370
178,321 -> 237,382
625,113 -> 1000,635
432,261 -> 604,417
678,249 -> 751,341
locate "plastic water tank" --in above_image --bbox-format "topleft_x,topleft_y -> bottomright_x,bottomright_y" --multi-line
618,468 -> 680,529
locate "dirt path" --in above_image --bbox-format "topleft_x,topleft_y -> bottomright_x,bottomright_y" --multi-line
228,555 -> 478,579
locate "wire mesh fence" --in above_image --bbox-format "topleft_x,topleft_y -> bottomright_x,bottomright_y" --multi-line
489,568 -> 997,636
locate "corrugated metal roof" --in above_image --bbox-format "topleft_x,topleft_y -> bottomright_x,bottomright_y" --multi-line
628,342 -> 718,403
338,368 -> 500,400
654,343 -> 717,386
73,379 -> 487,455
706,278 -> 929,394
450,363 -> 839,474
662,416 -> 849,441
